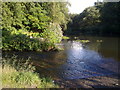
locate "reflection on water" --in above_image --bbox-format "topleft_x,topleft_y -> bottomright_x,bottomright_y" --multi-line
65,41 -> 102,65
3,36 -> 120,80
58,40 -> 119,79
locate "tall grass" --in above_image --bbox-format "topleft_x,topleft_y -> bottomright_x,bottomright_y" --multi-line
1,55 -> 59,88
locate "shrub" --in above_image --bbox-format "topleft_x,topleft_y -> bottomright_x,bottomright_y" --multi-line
1,56 -> 59,88
2,24 -> 63,51
2,31 -> 42,51
42,23 -> 63,44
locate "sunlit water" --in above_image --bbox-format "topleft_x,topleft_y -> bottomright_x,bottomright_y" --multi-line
3,36 -> 120,80
57,40 -> 119,79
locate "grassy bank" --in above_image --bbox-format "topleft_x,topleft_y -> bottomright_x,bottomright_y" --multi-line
1,56 -> 58,88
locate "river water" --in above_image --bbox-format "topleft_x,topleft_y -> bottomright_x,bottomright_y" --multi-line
3,36 -> 120,80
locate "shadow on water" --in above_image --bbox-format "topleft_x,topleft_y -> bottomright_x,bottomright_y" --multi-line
56,40 -> 120,80
3,36 -> 120,81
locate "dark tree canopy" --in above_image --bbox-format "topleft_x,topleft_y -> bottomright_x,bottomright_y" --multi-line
67,2 -> 120,36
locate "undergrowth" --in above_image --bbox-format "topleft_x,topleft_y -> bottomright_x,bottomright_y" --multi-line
1,55 -> 59,88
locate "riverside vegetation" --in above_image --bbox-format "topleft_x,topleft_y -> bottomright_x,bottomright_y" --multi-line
66,2 -> 120,36
2,2 -> 69,88
2,1 -> 120,88
2,2 -> 69,51
1,56 -> 58,88
2,2 -> 119,51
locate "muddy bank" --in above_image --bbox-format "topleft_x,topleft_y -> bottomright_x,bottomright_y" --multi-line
54,76 -> 120,88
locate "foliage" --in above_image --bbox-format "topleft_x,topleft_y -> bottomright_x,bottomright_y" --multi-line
2,55 -> 35,72
2,2 -> 51,33
2,31 -> 42,51
42,23 -> 63,44
2,56 -> 59,88
66,5 -> 102,35
62,36 -> 70,40
2,2 -> 69,51
41,2 -> 70,30
67,2 -> 120,36
99,2 -> 120,35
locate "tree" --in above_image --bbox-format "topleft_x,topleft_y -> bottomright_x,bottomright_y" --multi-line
2,2 -> 69,51
67,2 -> 120,36
40,2 -> 70,30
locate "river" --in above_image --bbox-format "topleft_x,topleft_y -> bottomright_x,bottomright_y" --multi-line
3,36 -> 120,81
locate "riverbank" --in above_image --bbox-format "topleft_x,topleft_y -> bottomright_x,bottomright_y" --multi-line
2,35 -> 120,88
2,51 -> 120,88
1,56 -> 59,88
54,76 -> 120,88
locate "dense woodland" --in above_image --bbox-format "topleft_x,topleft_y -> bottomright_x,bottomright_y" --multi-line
2,2 -> 120,51
66,2 -> 120,36
2,2 -> 70,51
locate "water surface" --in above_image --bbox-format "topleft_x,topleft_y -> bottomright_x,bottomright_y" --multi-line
3,36 -> 120,80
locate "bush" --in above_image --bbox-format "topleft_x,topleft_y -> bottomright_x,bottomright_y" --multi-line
2,23 -> 63,51
42,23 -> 63,44
1,56 -> 59,88
2,2 -> 65,52
2,33 -> 42,51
